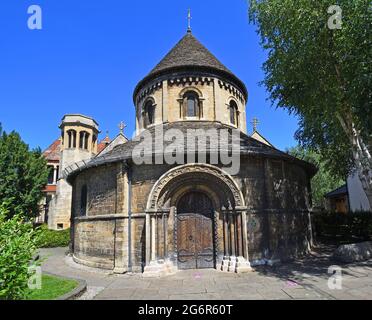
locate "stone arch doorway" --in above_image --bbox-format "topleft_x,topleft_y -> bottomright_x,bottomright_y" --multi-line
176,191 -> 215,269
144,164 -> 252,276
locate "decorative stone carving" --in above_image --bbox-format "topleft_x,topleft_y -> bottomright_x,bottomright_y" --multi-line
146,164 -> 245,211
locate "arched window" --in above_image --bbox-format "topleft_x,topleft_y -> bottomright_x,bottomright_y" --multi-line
79,131 -> 90,150
183,91 -> 199,118
144,100 -> 155,128
229,100 -> 238,126
67,130 -> 77,148
80,185 -> 87,216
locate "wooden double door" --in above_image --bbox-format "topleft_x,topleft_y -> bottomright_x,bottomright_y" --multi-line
176,192 -> 215,269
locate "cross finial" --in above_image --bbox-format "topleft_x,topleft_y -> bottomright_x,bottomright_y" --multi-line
187,9 -> 192,33
251,117 -> 259,132
118,121 -> 126,134
105,130 -> 109,138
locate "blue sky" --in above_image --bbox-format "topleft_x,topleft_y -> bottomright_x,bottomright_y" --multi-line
0,0 -> 300,151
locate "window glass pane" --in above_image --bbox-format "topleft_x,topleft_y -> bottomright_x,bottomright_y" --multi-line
230,101 -> 237,125
148,104 -> 154,124
47,166 -> 54,184
187,97 -> 196,117
230,106 -> 235,124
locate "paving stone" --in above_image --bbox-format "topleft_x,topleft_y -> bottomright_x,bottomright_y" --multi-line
39,247 -> 372,300
94,289 -> 137,300
168,292 -> 222,300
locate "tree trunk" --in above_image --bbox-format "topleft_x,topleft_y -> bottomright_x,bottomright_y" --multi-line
336,112 -> 372,209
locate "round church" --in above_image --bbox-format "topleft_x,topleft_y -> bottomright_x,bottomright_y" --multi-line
64,30 -> 316,275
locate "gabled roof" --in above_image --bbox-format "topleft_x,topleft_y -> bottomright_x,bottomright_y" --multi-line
134,32 -> 248,101
96,133 -> 128,157
97,136 -> 111,154
251,131 -> 274,148
43,139 -> 61,162
325,184 -> 348,198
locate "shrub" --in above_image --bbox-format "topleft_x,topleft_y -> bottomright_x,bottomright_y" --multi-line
312,211 -> 372,244
0,206 -> 41,300
36,224 -> 70,248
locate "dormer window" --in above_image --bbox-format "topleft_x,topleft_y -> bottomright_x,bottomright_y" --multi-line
144,100 -> 155,128
229,100 -> 238,126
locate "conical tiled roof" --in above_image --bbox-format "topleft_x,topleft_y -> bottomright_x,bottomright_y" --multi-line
134,32 -> 247,100
149,32 -> 233,77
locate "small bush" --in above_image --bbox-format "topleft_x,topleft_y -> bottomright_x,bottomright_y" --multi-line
312,211 -> 372,244
36,224 -> 70,248
0,207 -> 41,300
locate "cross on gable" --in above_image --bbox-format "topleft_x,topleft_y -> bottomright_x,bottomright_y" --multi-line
118,121 -> 127,134
251,117 -> 259,132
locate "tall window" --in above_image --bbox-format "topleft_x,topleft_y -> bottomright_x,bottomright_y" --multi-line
80,185 -> 87,216
47,166 -> 54,184
144,100 -> 155,128
229,100 -> 238,126
67,130 -> 77,148
79,131 -> 90,150
184,92 -> 199,118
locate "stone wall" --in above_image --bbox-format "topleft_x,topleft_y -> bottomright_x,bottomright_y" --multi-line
71,155 -> 312,271
239,157 -> 311,264
135,75 -> 247,134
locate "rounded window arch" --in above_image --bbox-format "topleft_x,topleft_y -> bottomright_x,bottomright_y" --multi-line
183,91 -> 200,118
143,99 -> 156,128
79,131 -> 90,150
67,129 -> 77,148
229,100 -> 239,126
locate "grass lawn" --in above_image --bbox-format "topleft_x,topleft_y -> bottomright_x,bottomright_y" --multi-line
25,274 -> 79,300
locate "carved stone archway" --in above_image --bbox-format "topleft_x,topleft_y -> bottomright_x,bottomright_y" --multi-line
143,164 -> 252,276
146,163 -> 245,211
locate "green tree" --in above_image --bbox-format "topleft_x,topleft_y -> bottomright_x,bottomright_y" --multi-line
248,0 -> 371,206
0,204 -> 41,300
287,145 -> 344,207
0,124 -> 49,219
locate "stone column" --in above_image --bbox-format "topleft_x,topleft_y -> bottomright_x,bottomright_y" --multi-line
151,215 -> 156,261
221,211 -> 230,271
143,210 -> 177,277
235,210 -> 252,273
145,213 -> 151,265
53,166 -> 58,184
228,213 -> 237,272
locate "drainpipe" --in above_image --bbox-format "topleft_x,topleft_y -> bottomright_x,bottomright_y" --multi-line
127,163 -> 133,273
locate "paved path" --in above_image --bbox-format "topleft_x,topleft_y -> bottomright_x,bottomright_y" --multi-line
39,246 -> 372,300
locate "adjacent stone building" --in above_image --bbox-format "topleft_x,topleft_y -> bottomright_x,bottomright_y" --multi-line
45,115 -> 127,229
64,30 -> 317,275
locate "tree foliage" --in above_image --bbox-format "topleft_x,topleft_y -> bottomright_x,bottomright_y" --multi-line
0,124 -> 49,219
288,145 -> 344,207
0,205 -> 41,300
248,0 -> 371,202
